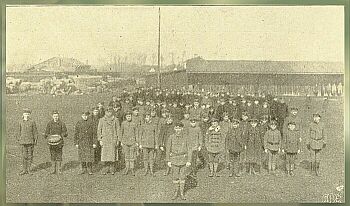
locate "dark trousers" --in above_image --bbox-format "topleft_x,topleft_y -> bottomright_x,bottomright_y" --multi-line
21,144 -> 34,172
267,150 -> 278,171
22,144 -> 34,162
229,151 -> 240,174
310,149 -> 322,164
49,145 -> 63,161
156,148 -> 167,170
143,147 -> 156,170
286,152 -> 297,171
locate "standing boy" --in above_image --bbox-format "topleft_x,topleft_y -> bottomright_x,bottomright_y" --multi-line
307,113 -> 326,176
17,108 -> 38,175
263,120 -> 282,175
166,122 -> 192,200
121,111 -> 138,176
44,110 -> 68,174
139,112 -> 158,176
226,119 -> 244,177
205,118 -> 226,177
281,122 -> 301,176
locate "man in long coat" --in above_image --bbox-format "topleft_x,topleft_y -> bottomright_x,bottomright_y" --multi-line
244,118 -> 263,175
97,107 -> 120,175
74,110 -> 97,175
17,108 -> 38,175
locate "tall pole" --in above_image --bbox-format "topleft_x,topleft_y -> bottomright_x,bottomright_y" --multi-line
157,7 -> 161,88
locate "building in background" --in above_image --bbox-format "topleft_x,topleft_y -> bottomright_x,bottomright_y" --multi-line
144,57 -> 344,96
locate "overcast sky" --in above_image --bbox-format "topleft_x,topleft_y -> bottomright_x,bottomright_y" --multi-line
6,6 -> 344,67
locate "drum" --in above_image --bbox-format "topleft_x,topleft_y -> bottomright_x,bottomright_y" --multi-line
47,134 -> 62,146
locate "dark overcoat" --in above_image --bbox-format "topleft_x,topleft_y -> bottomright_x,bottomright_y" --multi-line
245,126 -> 263,163
74,118 -> 96,162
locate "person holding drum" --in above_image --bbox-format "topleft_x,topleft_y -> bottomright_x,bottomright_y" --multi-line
44,110 -> 68,174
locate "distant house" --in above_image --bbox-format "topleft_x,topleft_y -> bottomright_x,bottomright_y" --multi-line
145,57 -> 344,95
27,57 -> 90,73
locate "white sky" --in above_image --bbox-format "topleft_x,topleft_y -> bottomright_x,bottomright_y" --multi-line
6,6 -> 344,67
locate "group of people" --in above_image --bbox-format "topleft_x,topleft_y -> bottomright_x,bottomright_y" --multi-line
16,87 -> 327,200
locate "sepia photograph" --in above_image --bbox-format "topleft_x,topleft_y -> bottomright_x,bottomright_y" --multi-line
5,5 -> 345,203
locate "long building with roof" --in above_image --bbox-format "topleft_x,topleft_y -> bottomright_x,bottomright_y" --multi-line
144,57 -> 344,96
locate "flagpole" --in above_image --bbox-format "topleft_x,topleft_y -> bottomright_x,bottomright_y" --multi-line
157,7 -> 161,89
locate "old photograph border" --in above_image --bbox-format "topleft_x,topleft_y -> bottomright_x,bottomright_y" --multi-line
1,0 -> 349,205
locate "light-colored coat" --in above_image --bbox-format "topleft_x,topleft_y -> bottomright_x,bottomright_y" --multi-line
97,116 -> 120,162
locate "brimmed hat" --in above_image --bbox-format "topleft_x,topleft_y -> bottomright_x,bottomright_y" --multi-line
288,121 -> 296,125
174,122 -> 184,128
52,110 -> 59,115
313,112 -> 321,118
211,118 -> 219,123
92,106 -> 99,111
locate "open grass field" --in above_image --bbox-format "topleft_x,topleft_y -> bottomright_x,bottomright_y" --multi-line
5,93 -> 345,203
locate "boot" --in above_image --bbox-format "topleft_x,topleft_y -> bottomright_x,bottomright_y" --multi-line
208,163 -> 214,177
87,163 -> 93,175
110,163 -> 115,175
19,159 -> 28,175
50,161 -> 57,174
79,163 -> 87,175
171,182 -> 179,200
179,181 -> 186,200
213,163 -> 220,177
143,161 -> 149,176
251,163 -> 257,175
